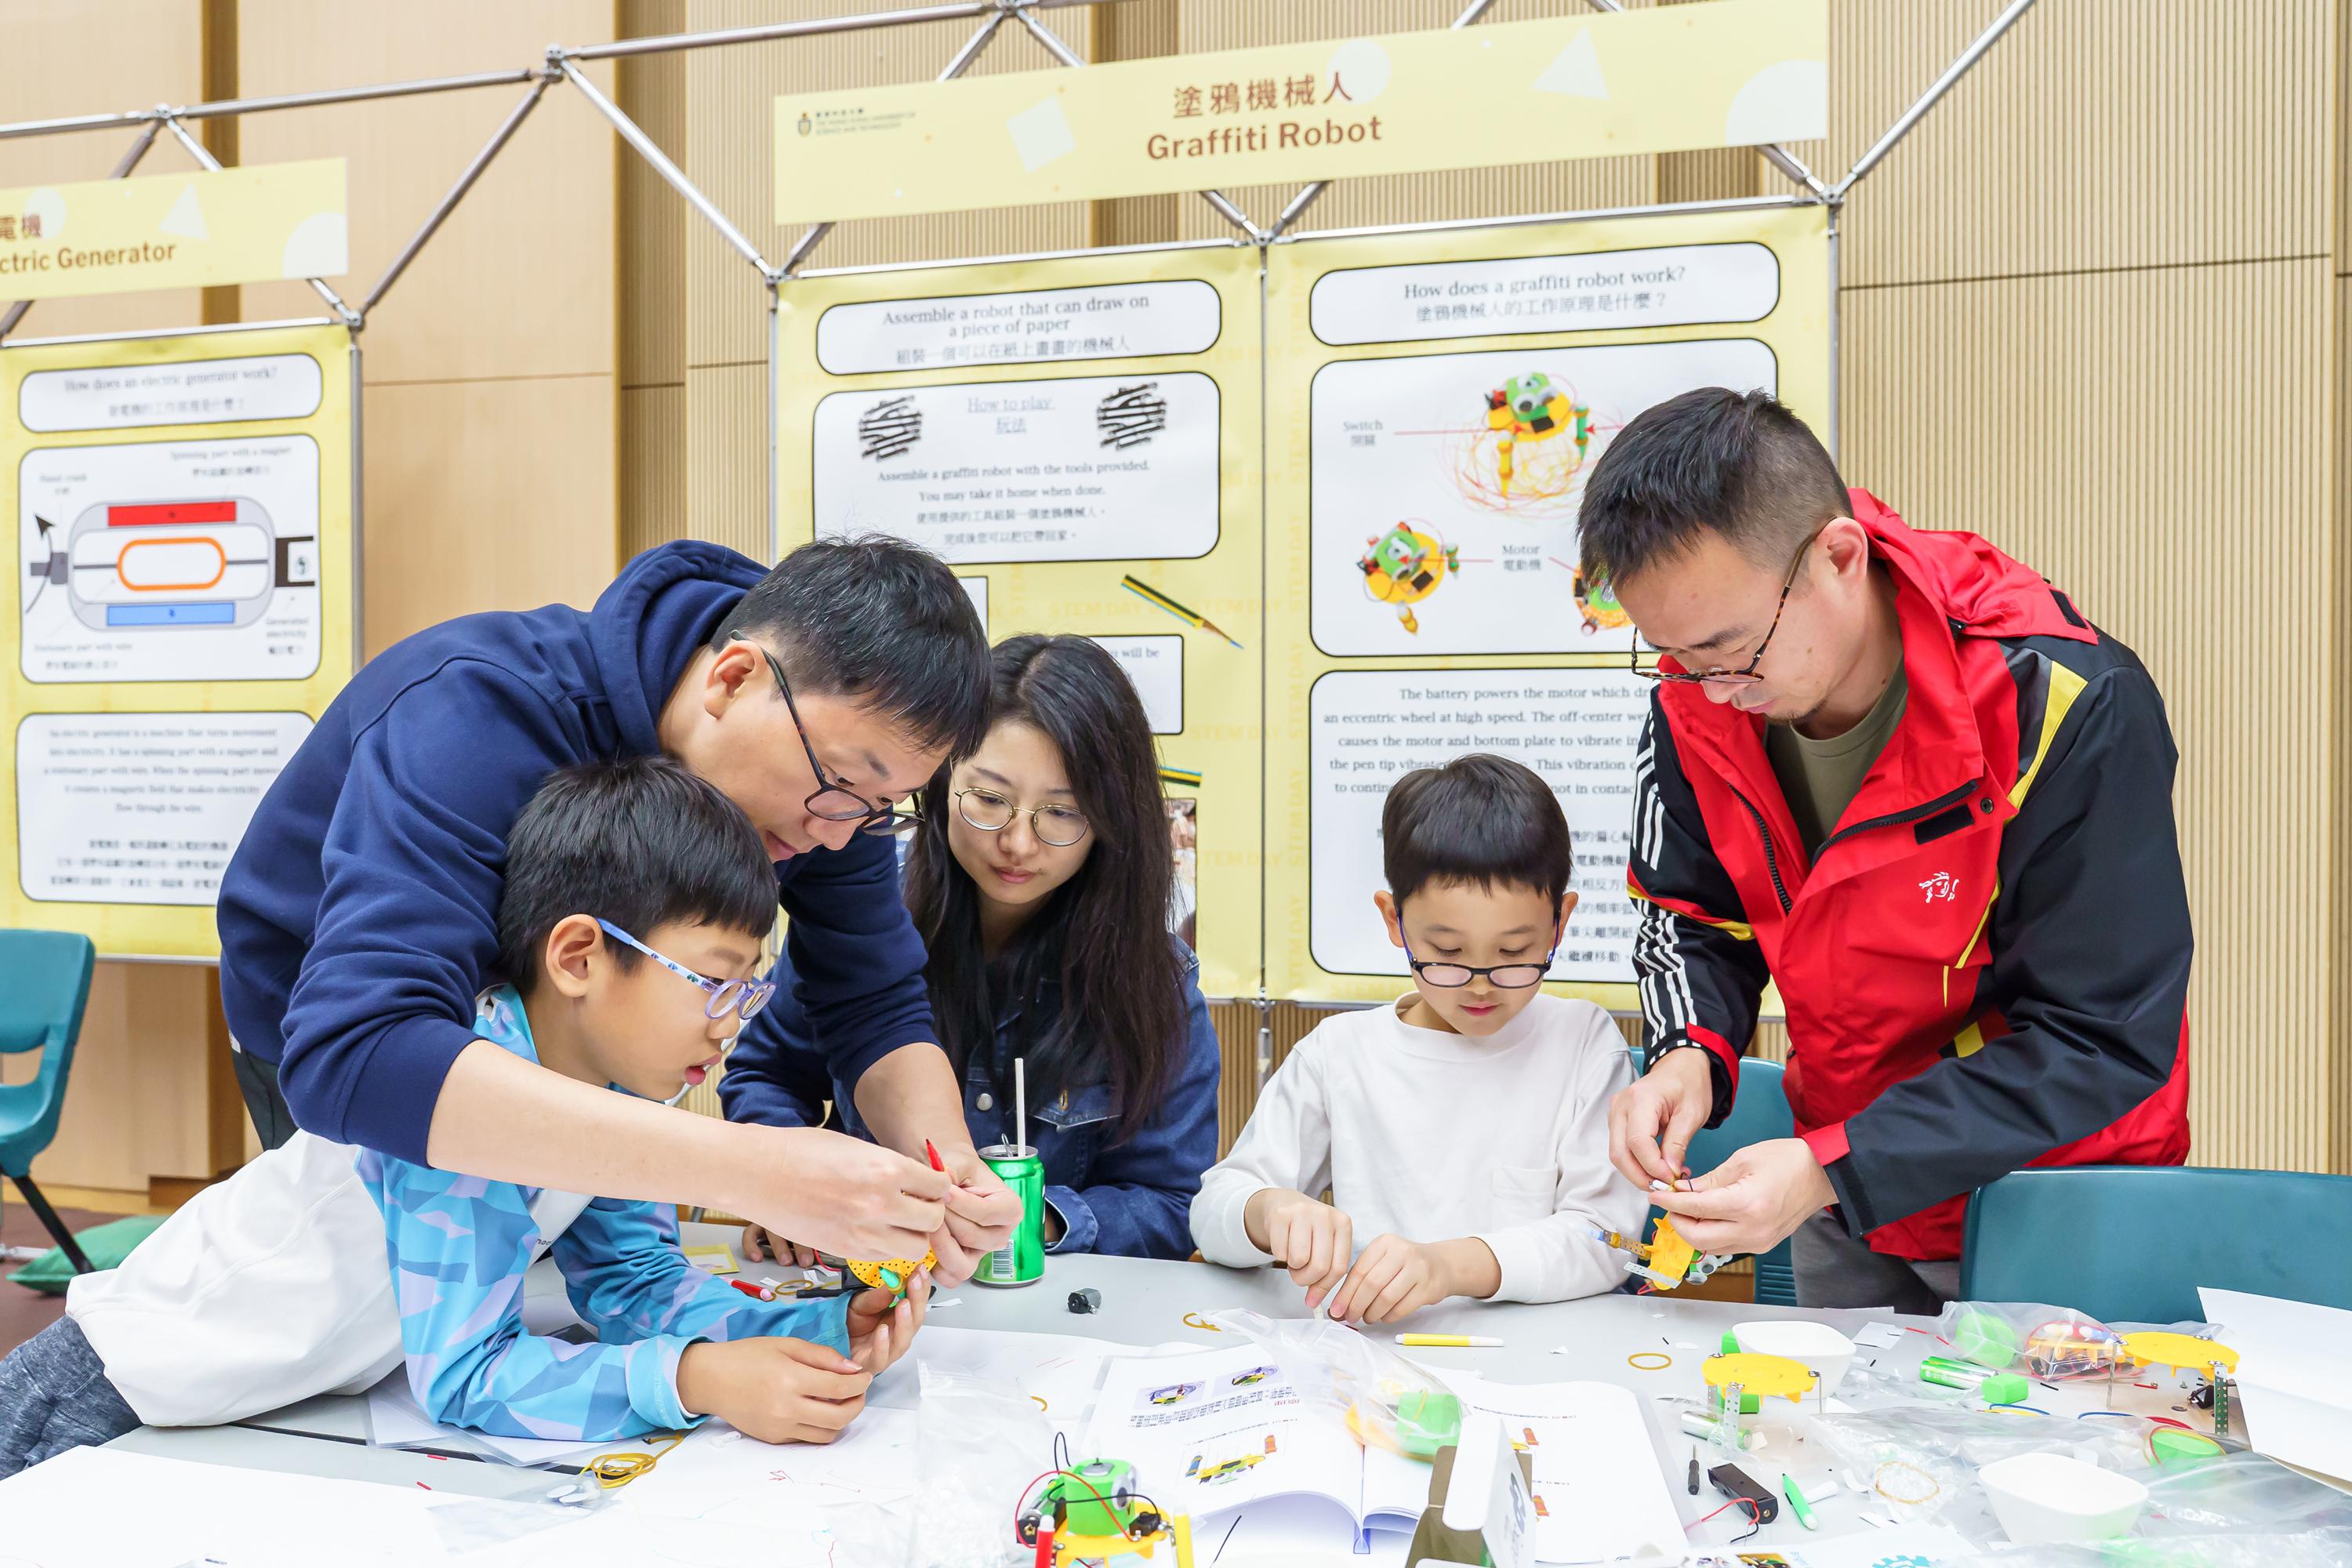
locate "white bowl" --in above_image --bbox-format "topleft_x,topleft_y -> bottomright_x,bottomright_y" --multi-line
1731,1319 -> 1855,1396
1979,1452 -> 2148,1544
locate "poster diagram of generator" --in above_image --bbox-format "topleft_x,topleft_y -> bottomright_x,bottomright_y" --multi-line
1308,337 -> 1777,656
17,434 -> 321,684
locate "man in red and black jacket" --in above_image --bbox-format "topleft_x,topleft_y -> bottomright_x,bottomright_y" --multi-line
1586,389 -> 2190,1312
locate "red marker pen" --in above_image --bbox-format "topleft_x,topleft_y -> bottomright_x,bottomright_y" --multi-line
924,1138 -> 947,1172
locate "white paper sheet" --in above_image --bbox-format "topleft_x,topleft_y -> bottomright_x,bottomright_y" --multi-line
2198,1286 -> 2352,1483
1446,1374 -> 1686,1565
364,1374 -> 613,1468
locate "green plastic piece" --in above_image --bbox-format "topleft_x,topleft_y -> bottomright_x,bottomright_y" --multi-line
2150,1428 -> 2226,1470
1980,1372 -> 2031,1406
1721,1330 -> 1742,1355
1951,1308 -> 2021,1370
1050,1458 -> 1138,1537
1396,1391 -> 1465,1459
1708,1386 -> 1762,1416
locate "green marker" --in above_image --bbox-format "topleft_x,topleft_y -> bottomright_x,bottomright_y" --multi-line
1782,1474 -> 1819,1530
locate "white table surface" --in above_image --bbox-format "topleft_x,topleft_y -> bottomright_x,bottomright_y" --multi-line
112,1221 -> 1973,1552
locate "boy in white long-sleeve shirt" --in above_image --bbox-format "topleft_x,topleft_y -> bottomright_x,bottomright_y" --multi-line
1191,753 -> 1646,1321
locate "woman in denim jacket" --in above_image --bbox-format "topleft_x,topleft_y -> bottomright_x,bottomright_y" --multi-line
720,634 -> 1220,1261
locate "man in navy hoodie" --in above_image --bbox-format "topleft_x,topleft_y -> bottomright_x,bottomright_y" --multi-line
216,535 -> 1020,1280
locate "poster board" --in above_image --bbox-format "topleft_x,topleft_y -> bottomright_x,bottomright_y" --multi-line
2,321 -> 358,959
1263,204 -> 1831,1007
775,243 -> 1263,1000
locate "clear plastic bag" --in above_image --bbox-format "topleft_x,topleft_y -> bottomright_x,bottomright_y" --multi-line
1972,1528 -> 2352,1567
1206,1308 -> 1461,1461
895,1361 -> 1054,1568
1941,1301 -> 2133,1377
1804,1404 -> 2147,1543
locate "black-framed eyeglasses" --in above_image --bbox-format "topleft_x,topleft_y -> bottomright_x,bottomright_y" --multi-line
953,786 -> 1091,848
730,631 -> 923,837
1628,528 -> 1822,687
1403,938 -> 1556,989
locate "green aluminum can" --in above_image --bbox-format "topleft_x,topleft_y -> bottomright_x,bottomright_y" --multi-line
972,1142 -> 1045,1287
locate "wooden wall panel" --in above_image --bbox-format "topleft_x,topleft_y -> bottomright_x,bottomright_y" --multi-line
240,2 -> 620,654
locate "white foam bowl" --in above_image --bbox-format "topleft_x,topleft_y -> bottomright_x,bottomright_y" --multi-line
1979,1452 -> 2149,1544
1731,1319 -> 1855,1396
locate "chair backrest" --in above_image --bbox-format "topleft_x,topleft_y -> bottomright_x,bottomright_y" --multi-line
1962,1165 -> 2352,1325
1685,1055 -> 1799,1305
0,930 -> 96,1055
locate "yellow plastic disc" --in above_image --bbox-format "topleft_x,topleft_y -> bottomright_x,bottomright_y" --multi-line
1701,1352 -> 1817,1402
2121,1331 -> 2238,1377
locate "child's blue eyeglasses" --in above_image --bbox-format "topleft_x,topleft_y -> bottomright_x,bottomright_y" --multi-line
596,920 -> 775,1022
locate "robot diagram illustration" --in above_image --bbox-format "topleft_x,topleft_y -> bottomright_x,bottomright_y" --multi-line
24,498 -> 317,631
1452,371 -> 1610,516
1357,520 -> 1461,636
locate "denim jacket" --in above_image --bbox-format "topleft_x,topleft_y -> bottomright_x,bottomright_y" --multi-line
719,938 -> 1221,1261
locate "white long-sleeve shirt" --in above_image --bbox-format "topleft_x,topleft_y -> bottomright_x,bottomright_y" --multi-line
1190,993 -> 1647,1304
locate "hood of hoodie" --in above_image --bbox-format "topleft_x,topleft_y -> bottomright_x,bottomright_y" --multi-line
588,541 -> 770,757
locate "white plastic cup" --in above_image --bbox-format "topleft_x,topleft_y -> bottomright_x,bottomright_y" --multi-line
1978,1452 -> 2149,1545
1730,1319 -> 1857,1397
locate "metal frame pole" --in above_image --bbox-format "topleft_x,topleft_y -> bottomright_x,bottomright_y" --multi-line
563,0 -> 1097,62
1014,9 -> 1269,243
1834,0 -> 2038,199
0,121 -> 161,342
361,77 -> 554,318
161,114 -> 360,324
1824,198 -> 1841,465
554,53 -> 778,281
782,11 -> 1009,278
1267,0 -> 1502,241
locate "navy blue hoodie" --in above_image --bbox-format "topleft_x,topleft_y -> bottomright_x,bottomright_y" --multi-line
216,541 -> 936,1165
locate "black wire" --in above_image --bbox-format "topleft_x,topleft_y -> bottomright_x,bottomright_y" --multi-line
1733,1501 -> 1762,1545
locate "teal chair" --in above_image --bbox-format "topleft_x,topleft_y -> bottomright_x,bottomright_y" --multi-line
1962,1166 -> 2352,1325
0,930 -> 97,1275
1631,1049 -> 1799,1305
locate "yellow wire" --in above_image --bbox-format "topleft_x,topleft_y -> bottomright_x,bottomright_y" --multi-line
586,1430 -> 684,1490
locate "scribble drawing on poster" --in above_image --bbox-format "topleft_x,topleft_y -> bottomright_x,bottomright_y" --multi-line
813,371 -> 1218,565
1309,338 -> 1776,656
18,435 -> 323,684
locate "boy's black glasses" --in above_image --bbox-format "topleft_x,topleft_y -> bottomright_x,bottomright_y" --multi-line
1404,939 -> 1555,989
730,632 -> 923,836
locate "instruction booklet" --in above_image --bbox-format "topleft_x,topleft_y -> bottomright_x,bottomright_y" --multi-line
1079,1343 -> 1683,1561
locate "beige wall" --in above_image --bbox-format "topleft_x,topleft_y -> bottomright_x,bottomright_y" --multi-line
619,0 -> 2352,1177
2,2 -> 622,1198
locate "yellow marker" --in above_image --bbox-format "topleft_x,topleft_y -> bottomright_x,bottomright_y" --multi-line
1396,1334 -> 1504,1348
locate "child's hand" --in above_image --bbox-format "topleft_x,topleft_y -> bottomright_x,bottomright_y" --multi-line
1254,1190 -> 1355,1308
676,1336 -> 872,1446
1326,1234 -> 1457,1323
740,1221 -> 820,1269
846,1271 -> 931,1377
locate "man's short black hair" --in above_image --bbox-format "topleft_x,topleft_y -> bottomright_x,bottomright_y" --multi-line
713,534 -> 991,758
1382,753 -> 1574,911
1577,388 -> 1848,590
495,756 -> 778,993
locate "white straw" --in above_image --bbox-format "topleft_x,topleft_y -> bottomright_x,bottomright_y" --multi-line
1015,1057 -> 1026,1154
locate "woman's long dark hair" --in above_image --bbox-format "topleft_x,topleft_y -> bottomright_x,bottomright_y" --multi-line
903,635 -> 1184,1142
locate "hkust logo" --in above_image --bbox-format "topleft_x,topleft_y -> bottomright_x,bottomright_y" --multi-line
797,113 -> 811,137
1919,871 -> 1958,905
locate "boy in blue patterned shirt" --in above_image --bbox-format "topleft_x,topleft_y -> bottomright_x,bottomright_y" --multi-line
0,757 -> 927,1474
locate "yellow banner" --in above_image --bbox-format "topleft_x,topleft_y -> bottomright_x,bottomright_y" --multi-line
1261,204 -> 1830,1012
0,159 -> 347,301
775,0 -> 1823,224
774,245 -> 1263,999
2,322 -> 357,958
